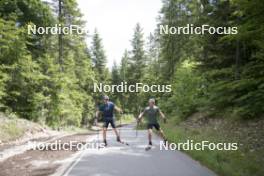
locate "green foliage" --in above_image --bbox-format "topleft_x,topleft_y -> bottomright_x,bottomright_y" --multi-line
0,121 -> 25,142
129,23 -> 145,80
158,0 -> 192,80
162,118 -> 264,176
165,61 -> 205,118
123,23 -> 146,114
111,61 -> 121,102
110,0 -> 264,120
91,29 -> 108,83
155,0 -> 264,119
196,0 -> 264,118
0,0 -> 96,127
0,18 -> 43,120
0,0 -> 263,130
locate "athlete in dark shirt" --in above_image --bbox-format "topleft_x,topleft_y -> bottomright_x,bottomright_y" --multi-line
96,95 -> 123,146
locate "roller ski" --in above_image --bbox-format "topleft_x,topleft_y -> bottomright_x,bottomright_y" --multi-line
145,141 -> 152,151
117,136 -> 129,146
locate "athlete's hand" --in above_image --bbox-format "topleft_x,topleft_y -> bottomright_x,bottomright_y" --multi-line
94,118 -> 98,126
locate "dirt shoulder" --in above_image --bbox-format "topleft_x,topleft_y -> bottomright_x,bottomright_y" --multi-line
0,132 -> 95,176
0,114 -> 97,176
0,115 -> 62,147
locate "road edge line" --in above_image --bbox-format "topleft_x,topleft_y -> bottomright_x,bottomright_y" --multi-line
52,135 -> 97,176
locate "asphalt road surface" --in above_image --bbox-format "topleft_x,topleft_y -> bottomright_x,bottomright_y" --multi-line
65,124 -> 216,176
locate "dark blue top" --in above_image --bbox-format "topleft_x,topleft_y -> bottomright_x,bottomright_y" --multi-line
99,101 -> 115,120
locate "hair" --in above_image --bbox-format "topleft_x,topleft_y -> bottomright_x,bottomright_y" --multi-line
103,95 -> 109,100
148,98 -> 155,104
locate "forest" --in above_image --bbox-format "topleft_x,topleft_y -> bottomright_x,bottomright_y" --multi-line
0,0 -> 263,125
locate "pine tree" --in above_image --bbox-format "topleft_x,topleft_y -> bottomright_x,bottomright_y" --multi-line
0,0 -> 96,126
46,0 -> 95,126
126,23 -> 146,113
91,29 -> 107,83
119,50 -> 129,111
158,0 -> 191,80
128,23 -> 145,81
111,61 -> 121,102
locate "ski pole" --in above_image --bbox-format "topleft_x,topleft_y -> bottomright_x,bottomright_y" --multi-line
119,113 -> 122,137
94,117 -> 100,145
136,107 -> 141,138
136,119 -> 138,138
97,124 -> 99,143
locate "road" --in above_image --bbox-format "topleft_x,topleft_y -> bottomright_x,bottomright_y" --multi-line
64,124 -> 216,176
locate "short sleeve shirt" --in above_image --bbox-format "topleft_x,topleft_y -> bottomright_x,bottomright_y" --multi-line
99,102 -> 115,120
143,106 -> 160,124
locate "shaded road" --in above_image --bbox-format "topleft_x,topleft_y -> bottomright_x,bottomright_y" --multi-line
65,124 -> 216,176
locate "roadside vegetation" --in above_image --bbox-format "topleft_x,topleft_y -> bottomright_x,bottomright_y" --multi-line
0,121 -> 25,142
162,115 -> 264,176
0,113 -> 44,143
0,0 -> 263,175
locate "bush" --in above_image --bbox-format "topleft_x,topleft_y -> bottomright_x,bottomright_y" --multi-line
164,60 -> 205,119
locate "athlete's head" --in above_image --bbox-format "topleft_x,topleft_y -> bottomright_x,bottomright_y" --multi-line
148,98 -> 155,107
103,95 -> 109,104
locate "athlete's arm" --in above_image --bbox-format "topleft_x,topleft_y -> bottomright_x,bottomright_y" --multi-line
95,109 -> 100,119
159,109 -> 167,123
95,109 -> 101,126
96,105 -> 103,118
137,110 -> 145,122
159,110 -> 166,119
114,106 -> 123,113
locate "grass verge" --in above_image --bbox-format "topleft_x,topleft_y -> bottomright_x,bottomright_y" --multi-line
0,121 -> 25,142
161,117 -> 264,176
117,114 -> 135,124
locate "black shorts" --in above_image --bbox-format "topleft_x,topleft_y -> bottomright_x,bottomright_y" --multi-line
103,119 -> 116,128
147,123 -> 160,131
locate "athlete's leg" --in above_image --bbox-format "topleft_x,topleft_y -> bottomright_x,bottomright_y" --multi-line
147,124 -> 153,145
154,124 -> 167,142
113,128 -> 119,136
103,127 -> 107,140
158,129 -> 166,140
103,127 -> 107,144
103,121 -> 109,145
111,120 -> 121,141
148,128 -> 153,145
113,128 -> 121,141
